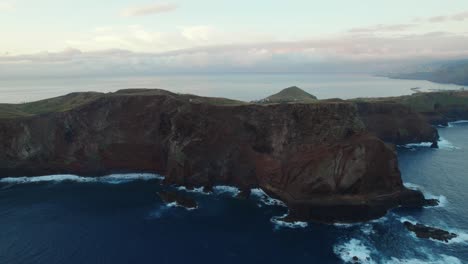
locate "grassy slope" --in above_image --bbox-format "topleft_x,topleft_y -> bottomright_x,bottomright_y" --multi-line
353,91 -> 468,112
0,89 -> 248,119
2,87 -> 466,120
0,92 -> 103,119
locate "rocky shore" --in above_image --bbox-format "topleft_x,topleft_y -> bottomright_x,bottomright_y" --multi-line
1,88 -> 461,222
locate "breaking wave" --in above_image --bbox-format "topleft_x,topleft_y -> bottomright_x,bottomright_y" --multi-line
334,238 -> 462,264
0,173 -> 163,185
250,188 -> 287,207
402,137 -> 459,150
385,255 -> 462,264
213,185 -> 241,196
403,182 -> 448,208
270,214 -> 308,229
333,239 -> 376,264
437,137 -> 460,150
447,120 -> 468,127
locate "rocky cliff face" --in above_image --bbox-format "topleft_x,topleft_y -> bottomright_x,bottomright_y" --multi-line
0,90 -> 429,222
355,102 -> 439,146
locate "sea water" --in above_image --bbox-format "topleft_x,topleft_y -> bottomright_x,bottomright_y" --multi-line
0,123 -> 467,263
0,73 -> 465,103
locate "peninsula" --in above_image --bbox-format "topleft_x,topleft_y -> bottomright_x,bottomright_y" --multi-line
1,87 -> 466,222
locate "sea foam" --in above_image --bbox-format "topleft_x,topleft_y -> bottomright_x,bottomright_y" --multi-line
403,182 -> 448,208
0,173 -> 163,185
213,185 -> 241,196
385,254 -> 462,264
333,239 -> 376,264
448,120 -> 468,127
437,137 -> 460,150
270,214 -> 308,229
402,137 -> 459,150
250,188 -> 287,207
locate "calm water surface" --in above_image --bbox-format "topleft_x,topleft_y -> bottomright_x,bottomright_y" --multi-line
0,73 -> 465,103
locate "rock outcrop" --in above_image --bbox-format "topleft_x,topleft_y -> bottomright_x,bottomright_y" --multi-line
403,221 -> 457,242
0,89 -> 431,222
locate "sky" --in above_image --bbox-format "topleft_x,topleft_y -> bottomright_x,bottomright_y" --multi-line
1,0 -> 468,76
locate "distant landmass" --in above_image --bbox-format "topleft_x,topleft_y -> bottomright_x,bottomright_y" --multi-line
253,86 -> 318,103
389,60 -> 468,86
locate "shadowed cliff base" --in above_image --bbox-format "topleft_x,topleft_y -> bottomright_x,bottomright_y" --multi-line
1,87 -> 464,222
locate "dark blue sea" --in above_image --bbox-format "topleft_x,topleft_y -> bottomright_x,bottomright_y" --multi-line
1,122 -> 467,264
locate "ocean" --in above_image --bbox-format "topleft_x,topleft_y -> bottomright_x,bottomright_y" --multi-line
0,122 -> 467,264
0,73 -> 465,103
0,74 -> 467,263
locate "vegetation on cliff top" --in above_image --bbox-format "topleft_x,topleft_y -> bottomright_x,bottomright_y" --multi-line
0,89 -> 247,119
1,86 -> 467,120
0,92 -> 102,119
353,90 -> 468,112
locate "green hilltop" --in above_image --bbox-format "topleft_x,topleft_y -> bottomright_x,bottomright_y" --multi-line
256,86 -> 318,104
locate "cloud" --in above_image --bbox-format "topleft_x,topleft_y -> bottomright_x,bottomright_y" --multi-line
0,2 -> 13,11
348,24 -> 415,33
452,11 -> 468,21
180,26 -> 217,42
428,10 -> 468,23
121,3 -> 178,17
2,31 -> 468,72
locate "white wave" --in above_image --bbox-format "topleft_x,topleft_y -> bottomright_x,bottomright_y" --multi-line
397,216 -> 418,225
401,137 -> 459,150
403,182 -> 448,208
385,254 -> 462,264
333,239 -> 376,264
0,173 -> 163,185
334,222 -> 360,228
270,214 -> 308,229
370,216 -> 389,224
448,120 -> 468,125
437,137 -> 460,150
251,188 -> 287,207
404,142 -> 433,148
213,185 -> 241,196
176,186 -> 210,195
176,185 -> 241,197
361,224 -> 375,235
446,229 -> 468,244
165,201 -> 198,211
333,222 -> 374,235
403,182 -> 422,190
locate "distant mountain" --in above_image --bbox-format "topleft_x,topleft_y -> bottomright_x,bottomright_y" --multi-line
390,60 -> 468,86
255,86 -> 318,104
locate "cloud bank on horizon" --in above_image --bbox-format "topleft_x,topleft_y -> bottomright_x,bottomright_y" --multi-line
1,0 -> 468,76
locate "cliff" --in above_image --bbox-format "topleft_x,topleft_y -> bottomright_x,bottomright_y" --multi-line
355,101 -> 439,146
0,89 -> 429,222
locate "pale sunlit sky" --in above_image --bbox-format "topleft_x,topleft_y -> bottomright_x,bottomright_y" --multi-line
1,0 -> 468,75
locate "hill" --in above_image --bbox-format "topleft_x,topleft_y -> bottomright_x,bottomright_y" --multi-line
255,86 -> 318,104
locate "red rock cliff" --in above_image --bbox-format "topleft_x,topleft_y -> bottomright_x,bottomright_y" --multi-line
0,90 -> 428,222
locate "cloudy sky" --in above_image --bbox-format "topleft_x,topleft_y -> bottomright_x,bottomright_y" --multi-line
1,0 -> 468,76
